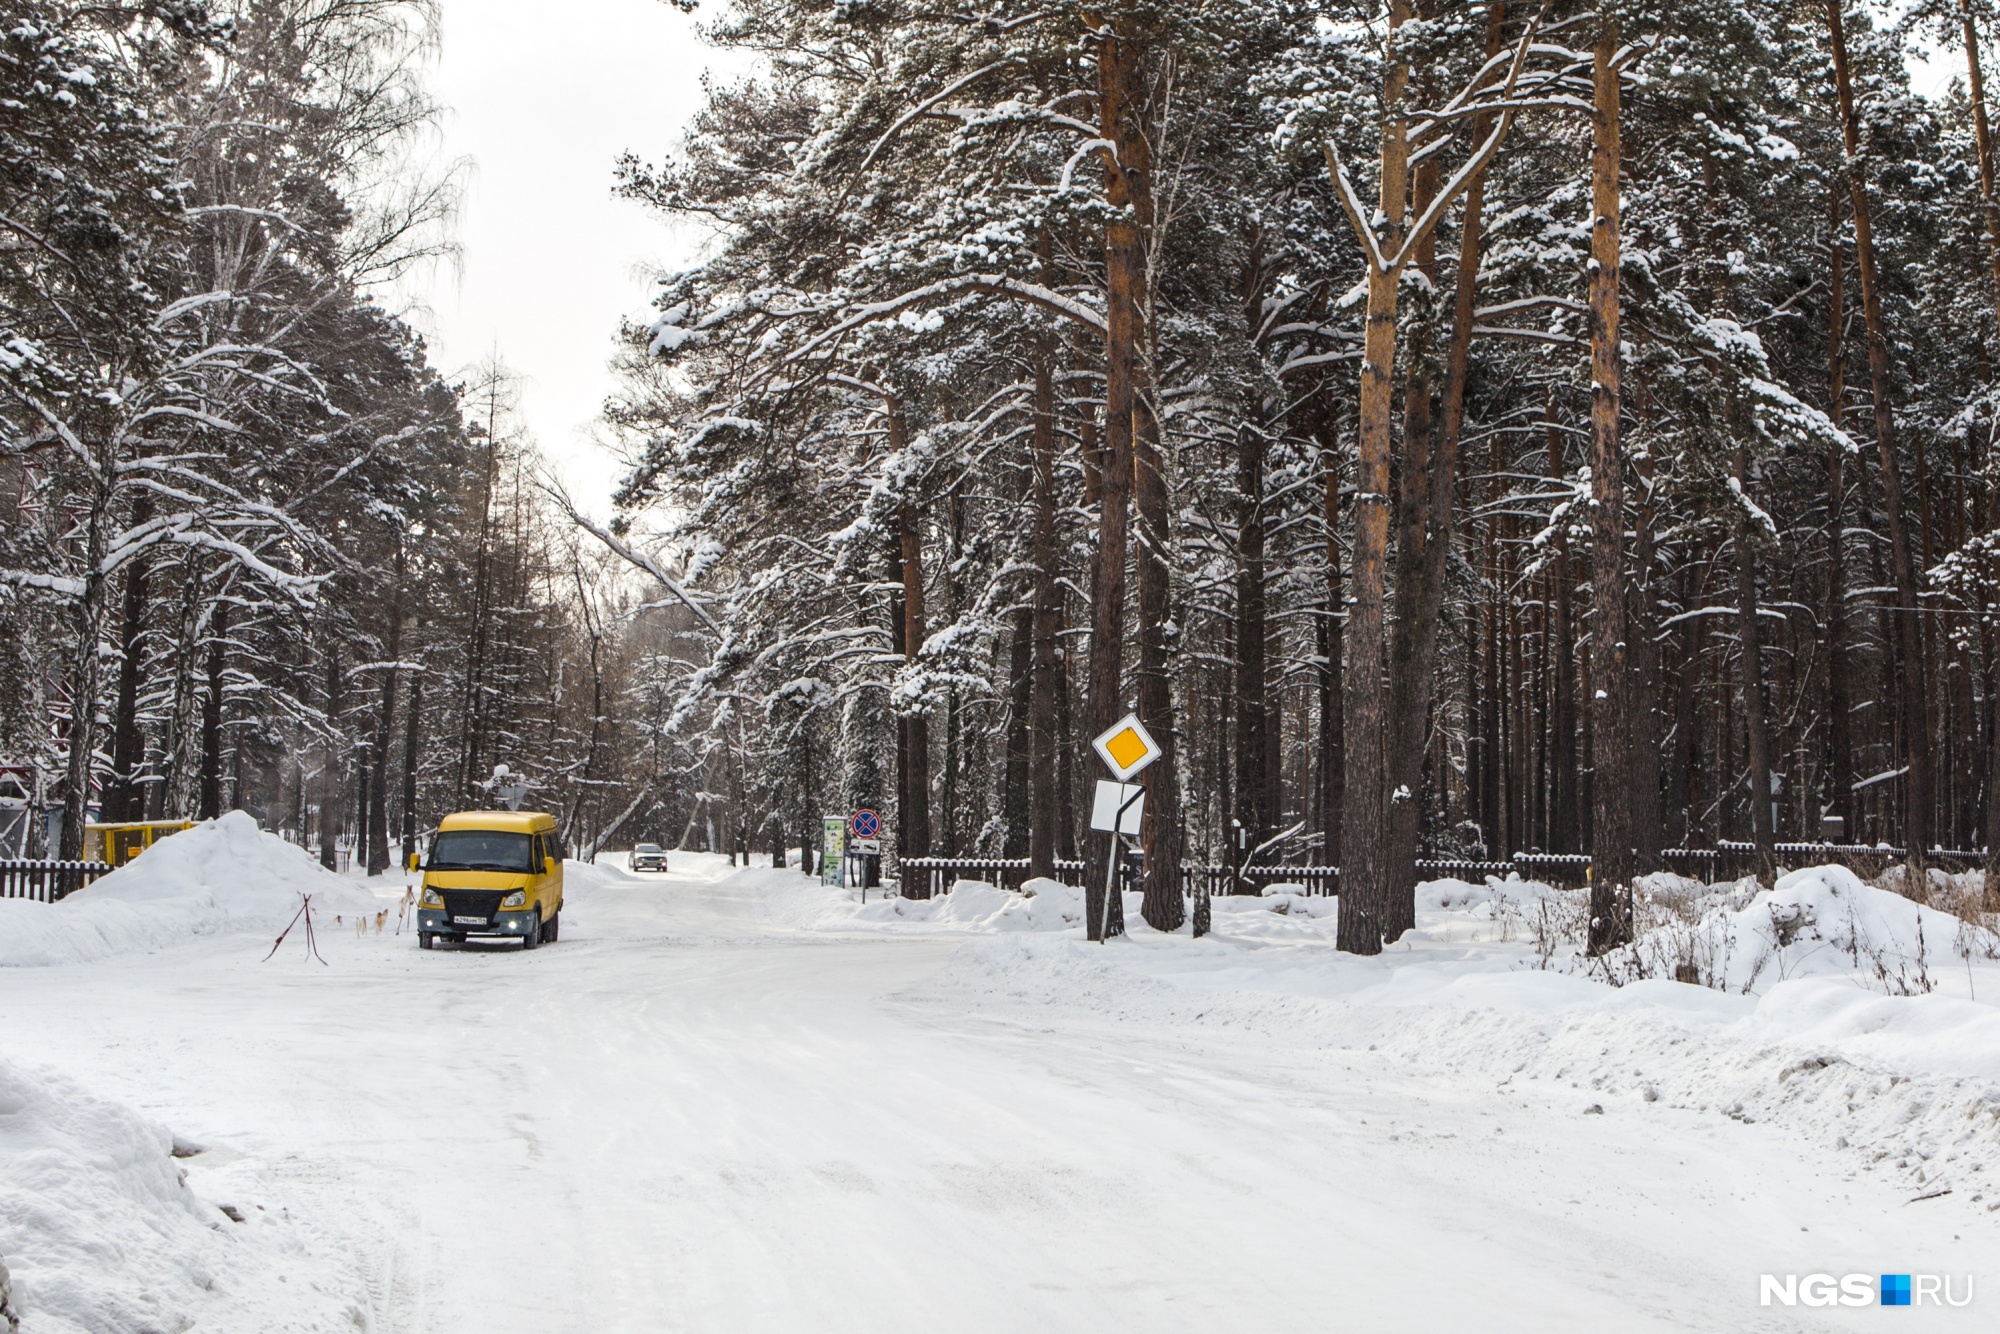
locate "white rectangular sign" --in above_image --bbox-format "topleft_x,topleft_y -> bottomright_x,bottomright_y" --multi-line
1089,780 -> 1146,835
849,837 -> 881,855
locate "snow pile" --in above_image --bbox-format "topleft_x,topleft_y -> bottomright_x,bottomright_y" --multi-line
0,812 -> 382,967
0,1053 -> 223,1333
925,923 -> 2000,1211
898,863 -> 2000,1215
562,858 -> 648,893
0,1052 -> 366,1331
1438,873 -> 1562,910
1598,864 -> 1990,994
761,870 -> 1089,933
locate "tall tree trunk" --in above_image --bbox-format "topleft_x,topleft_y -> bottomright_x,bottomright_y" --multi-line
1968,1 -> 2000,359
1133,384 -> 1182,930
898,488 -> 932,859
1235,423 -> 1270,857
1960,3 -> 2000,898
197,599 -> 229,821
1379,0 -> 1506,935
1383,144 -> 1441,940
1458,3 -> 1509,869
1332,0 -> 1415,955
1334,0 -> 1528,944
1586,14 -> 1635,954
1028,328 -> 1062,879
1085,10 -> 1143,939
1988,613 -> 2000,906
1827,0 -> 1931,875
101,517 -> 152,825
1826,185 -> 1855,842
1315,400 -> 1345,870
402,671 -> 423,869
156,558 -> 204,820
1118,38 -> 1182,934
1547,401 -> 1578,853
366,548 -> 403,875
320,635 -> 342,871
1002,606 -> 1034,858
1735,440 -> 1777,883
1483,407 -> 1506,853
1628,447 -> 1662,869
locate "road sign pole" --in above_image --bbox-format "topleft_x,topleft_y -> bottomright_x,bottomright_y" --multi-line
1098,785 -> 1145,944
1086,715 -> 1161,942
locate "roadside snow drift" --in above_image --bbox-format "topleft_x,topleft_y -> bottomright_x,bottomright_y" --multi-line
0,1052 -> 364,1333
754,866 -> 1087,933
758,861 -> 2000,1213
760,867 -> 1355,939
0,1052 -> 225,1334
561,858 -> 648,893
1602,863 -> 1982,993
0,812 -> 381,967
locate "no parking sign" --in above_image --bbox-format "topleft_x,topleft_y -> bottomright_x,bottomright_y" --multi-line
849,809 -> 881,842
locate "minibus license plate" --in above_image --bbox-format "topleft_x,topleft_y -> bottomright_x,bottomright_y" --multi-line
452,914 -> 487,925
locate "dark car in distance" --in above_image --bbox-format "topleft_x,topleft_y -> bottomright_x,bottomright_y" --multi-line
630,842 -> 669,873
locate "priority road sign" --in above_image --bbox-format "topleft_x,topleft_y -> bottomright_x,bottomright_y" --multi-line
850,809 -> 881,841
1091,713 -> 1162,781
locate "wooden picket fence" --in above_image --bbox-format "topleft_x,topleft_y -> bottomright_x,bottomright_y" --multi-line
0,860 -> 113,904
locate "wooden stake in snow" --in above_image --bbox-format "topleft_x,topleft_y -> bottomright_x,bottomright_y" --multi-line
263,893 -> 327,965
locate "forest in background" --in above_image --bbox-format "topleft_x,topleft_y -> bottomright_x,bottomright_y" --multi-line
602,0 -> 2000,950
13,0 -> 2000,957
0,1 -> 714,869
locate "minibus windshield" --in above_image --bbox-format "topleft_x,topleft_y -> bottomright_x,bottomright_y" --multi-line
429,830 -> 534,873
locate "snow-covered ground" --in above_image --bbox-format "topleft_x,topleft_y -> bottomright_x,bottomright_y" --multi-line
2,825 -> 1996,1330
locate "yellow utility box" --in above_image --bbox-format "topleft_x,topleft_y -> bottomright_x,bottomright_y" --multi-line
83,820 -> 193,867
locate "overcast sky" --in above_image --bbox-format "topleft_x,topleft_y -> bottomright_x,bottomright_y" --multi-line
396,1 -> 744,513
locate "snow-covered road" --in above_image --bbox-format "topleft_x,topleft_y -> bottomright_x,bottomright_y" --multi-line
1,853 -> 1989,1331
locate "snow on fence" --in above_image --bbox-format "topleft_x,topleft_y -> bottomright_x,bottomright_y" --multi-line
0,860 -> 112,904
896,844 -> 1987,901
1183,864 -> 1339,897
903,856 -> 1534,899
898,858 -> 1088,898
1665,844 -> 1988,881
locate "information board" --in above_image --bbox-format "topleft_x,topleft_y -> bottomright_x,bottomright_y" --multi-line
821,816 -> 846,885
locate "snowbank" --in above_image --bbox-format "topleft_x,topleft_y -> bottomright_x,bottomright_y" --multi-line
925,923 -> 2000,1209
758,869 -> 1090,934
754,862 -> 1999,1214
0,812 -> 383,967
0,1052 -> 366,1331
562,857 -> 648,893
0,1053 -> 226,1333
756,867 -> 1357,938
1601,863 -> 1988,993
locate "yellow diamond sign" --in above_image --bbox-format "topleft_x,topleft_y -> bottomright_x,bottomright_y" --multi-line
1091,713 -> 1162,781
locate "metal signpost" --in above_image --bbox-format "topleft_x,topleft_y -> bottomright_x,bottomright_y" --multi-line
1087,714 -> 1161,942
848,809 -> 881,900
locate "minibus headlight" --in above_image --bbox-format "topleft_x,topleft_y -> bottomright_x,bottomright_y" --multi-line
501,891 -> 526,908
421,887 -> 442,907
